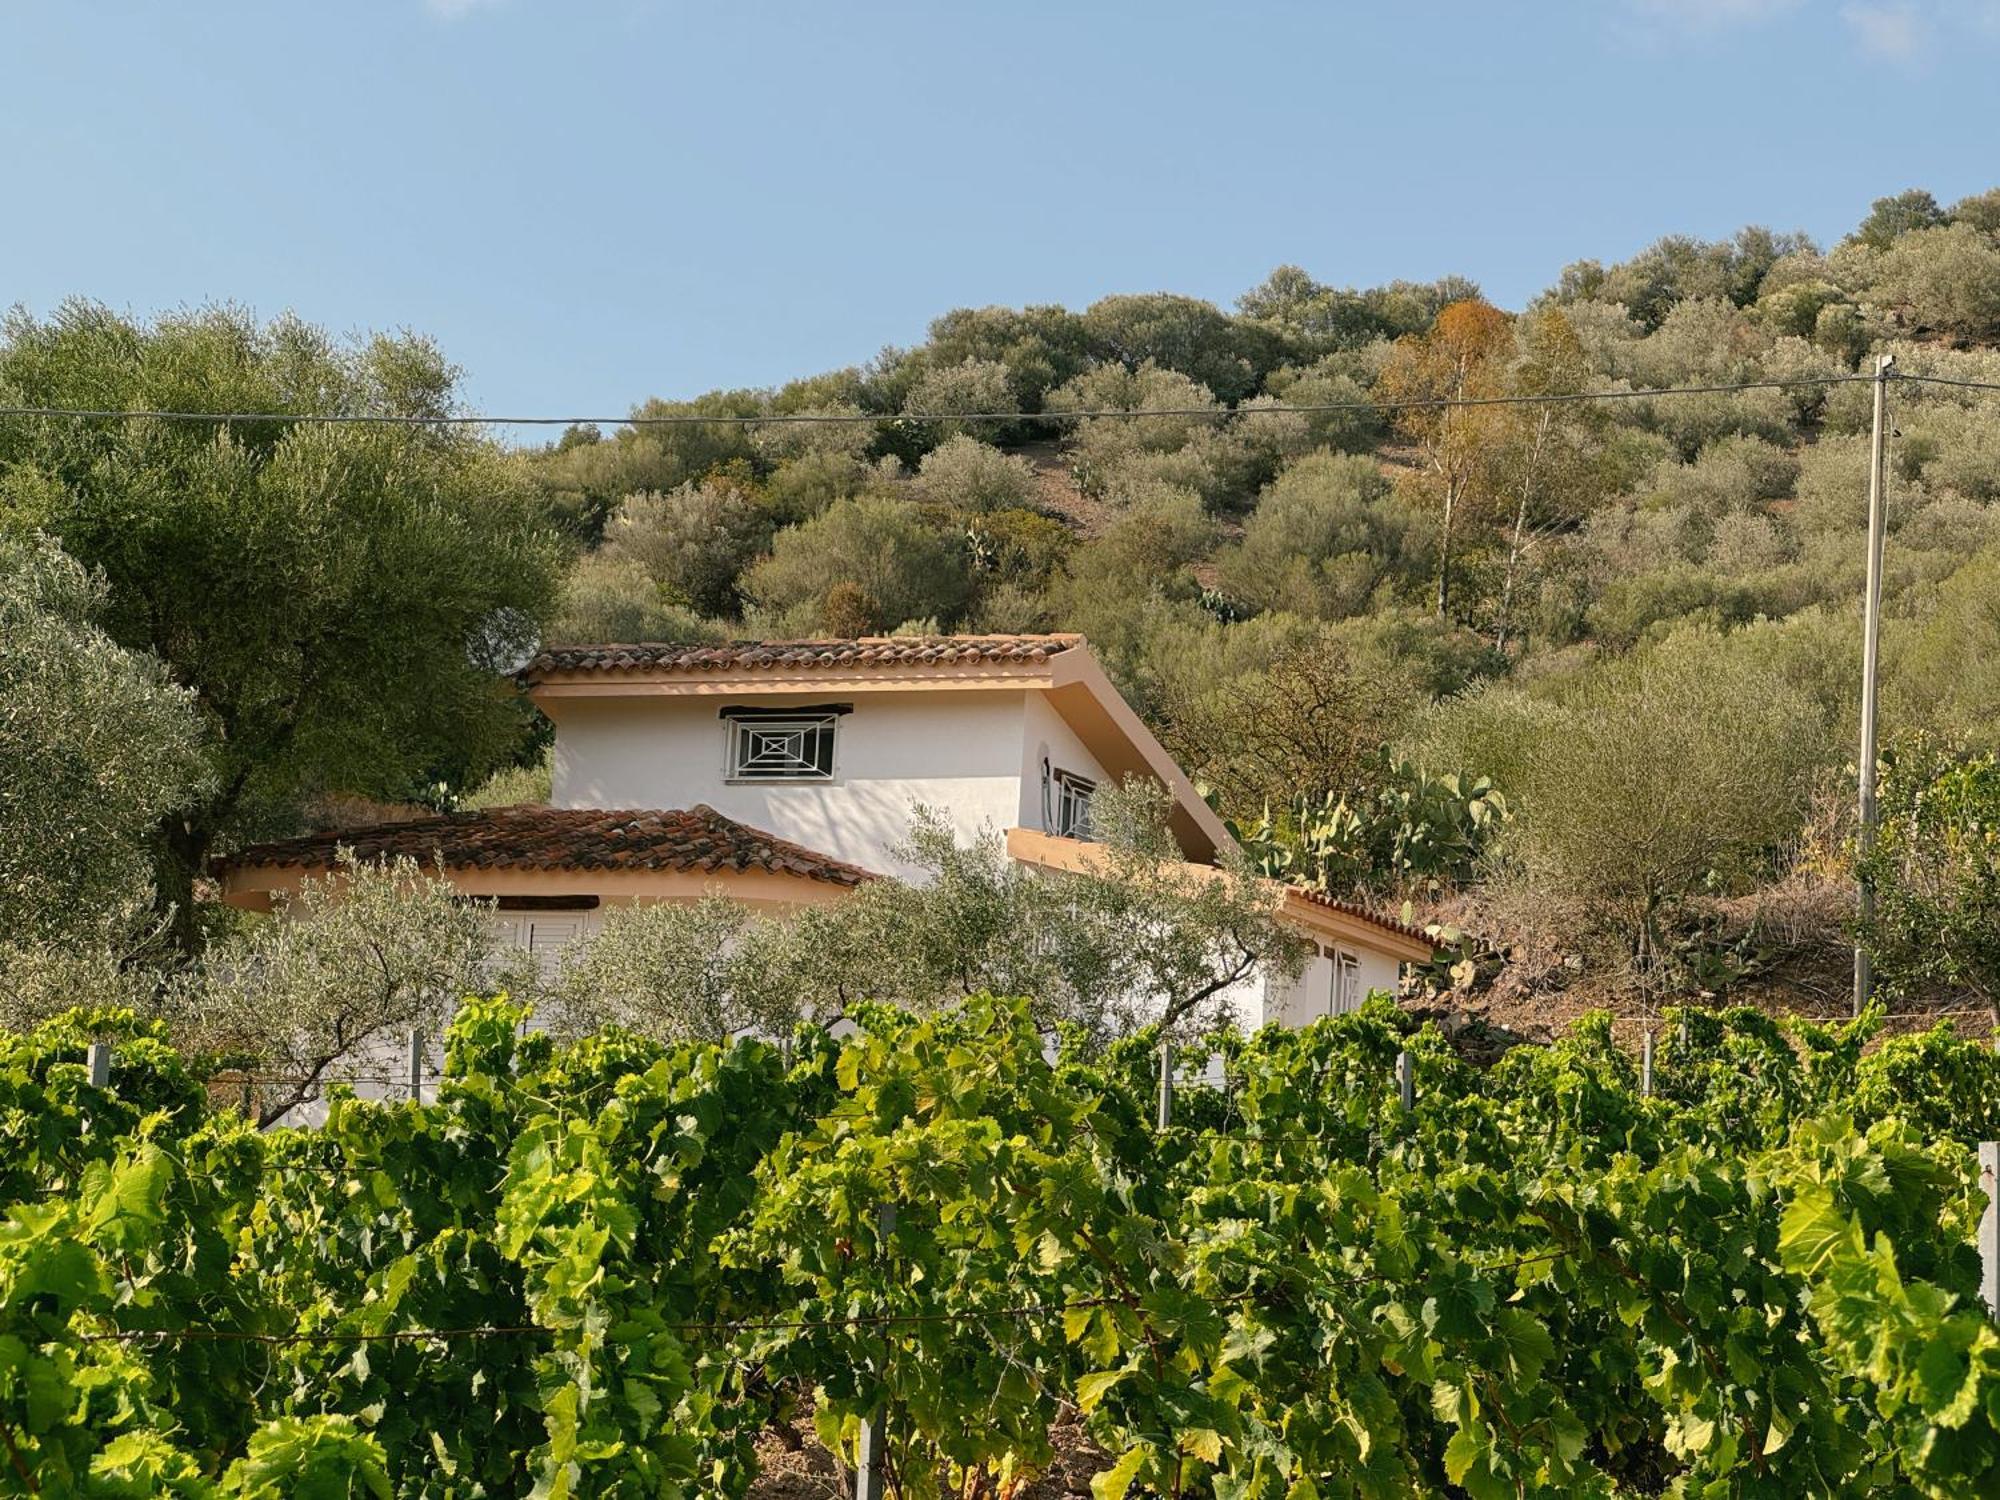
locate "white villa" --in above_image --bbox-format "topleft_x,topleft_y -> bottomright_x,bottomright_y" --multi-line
218,634 -> 1431,1028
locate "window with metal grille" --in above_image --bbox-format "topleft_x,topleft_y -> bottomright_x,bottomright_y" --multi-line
1053,769 -> 1095,838
725,713 -> 838,781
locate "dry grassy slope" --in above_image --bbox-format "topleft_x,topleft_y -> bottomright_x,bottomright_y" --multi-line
1407,880 -> 1997,1047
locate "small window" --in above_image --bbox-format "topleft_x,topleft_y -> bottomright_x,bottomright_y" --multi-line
726,714 -> 838,781
1053,769 -> 1095,839
1332,950 -> 1363,1014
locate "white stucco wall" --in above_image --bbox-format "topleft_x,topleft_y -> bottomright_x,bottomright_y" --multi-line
1259,945 -> 1401,1028
551,690 -> 1034,878
1018,691 -> 1113,832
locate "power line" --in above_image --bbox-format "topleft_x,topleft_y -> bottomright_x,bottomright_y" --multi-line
1899,373 -> 2000,396
0,374 -> 1873,430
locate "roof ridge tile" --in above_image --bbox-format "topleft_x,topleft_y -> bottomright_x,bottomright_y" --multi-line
523,634 -> 1084,680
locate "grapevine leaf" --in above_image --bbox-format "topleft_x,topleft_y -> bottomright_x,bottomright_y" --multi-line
1090,1445 -> 1146,1500
1777,1186 -> 1856,1277
1180,1426 -> 1223,1463
1494,1307 -> 1554,1384
1077,1369 -> 1130,1414
1443,1427 -> 1484,1486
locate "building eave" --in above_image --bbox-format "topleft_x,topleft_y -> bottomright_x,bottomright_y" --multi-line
218,862 -> 857,914
530,660 -> 1059,700
1004,827 -> 1435,964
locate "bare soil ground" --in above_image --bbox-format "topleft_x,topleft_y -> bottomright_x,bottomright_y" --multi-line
748,1400 -> 1105,1498
1406,881 -> 1997,1050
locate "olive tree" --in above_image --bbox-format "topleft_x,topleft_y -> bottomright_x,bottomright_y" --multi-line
1501,625 -> 1834,968
918,304 -> 1093,410
899,357 -> 1020,444
1215,452 -> 1417,620
548,554 -> 723,646
168,854 -> 498,1126
1867,222 -> 2000,342
0,533 -> 210,945
1079,293 -> 1267,402
914,435 -> 1040,514
0,303 -> 566,951
600,479 -> 770,617
547,782 -> 1304,1051
1045,361 -> 1222,497
743,494 -> 971,634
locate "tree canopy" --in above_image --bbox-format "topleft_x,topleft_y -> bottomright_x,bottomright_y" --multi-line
0,303 -> 566,948
0,532 -> 209,946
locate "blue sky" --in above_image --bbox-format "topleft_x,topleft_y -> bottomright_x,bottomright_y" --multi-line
3,1 -> 1996,417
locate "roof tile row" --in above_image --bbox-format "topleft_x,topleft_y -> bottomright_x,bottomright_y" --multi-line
1286,885 -> 1433,944
525,634 -> 1080,679
216,805 -> 876,887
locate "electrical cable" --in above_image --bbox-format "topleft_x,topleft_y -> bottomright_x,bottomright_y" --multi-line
0,374 -> 1875,430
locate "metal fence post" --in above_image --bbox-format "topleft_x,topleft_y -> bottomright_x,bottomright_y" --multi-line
87,1042 -> 112,1089
407,1030 -> 424,1104
1396,1050 -> 1414,1112
1979,1142 -> 1998,1322
1641,1032 -> 1655,1098
855,1418 -> 885,1500
1157,1038 -> 1173,1130
855,1201 -> 896,1500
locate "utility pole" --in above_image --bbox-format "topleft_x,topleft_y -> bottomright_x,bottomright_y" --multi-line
1854,353 -> 1896,1019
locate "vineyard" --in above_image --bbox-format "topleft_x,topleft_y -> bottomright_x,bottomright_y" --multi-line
6,995 -> 2000,1498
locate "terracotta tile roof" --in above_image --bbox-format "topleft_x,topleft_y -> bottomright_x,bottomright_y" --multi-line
525,634 -> 1082,679
215,805 -> 875,887
1286,885 -> 1433,946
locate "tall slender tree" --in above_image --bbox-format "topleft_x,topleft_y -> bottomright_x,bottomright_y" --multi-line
1376,299 -> 1513,621
1490,307 -> 1598,654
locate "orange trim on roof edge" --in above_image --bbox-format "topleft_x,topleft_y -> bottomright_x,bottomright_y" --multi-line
1004,827 -> 1434,964
1043,644 -> 1235,865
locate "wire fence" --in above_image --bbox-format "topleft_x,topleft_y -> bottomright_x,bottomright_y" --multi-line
71,1251 -> 1570,1349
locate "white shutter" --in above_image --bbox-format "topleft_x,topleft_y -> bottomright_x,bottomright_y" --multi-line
526,917 -> 583,979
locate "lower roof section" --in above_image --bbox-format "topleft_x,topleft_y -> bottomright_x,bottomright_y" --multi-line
1005,827 -> 1435,964
214,804 -> 875,911
214,807 -> 1432,965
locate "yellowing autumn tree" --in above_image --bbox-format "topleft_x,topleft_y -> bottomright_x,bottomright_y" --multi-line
1489,306 -> 1600,652
1377,298 -> 1514,620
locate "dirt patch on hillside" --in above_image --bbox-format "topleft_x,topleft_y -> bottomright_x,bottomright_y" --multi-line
1017,441 -> 1115,539
1401,881 -> 1997,1047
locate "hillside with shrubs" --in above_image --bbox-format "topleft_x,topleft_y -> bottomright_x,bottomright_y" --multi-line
8,187 -> 2000,1036
519,186 -> 2000,1030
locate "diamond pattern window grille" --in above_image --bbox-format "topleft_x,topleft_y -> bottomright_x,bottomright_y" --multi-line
728,715 -> 837,781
